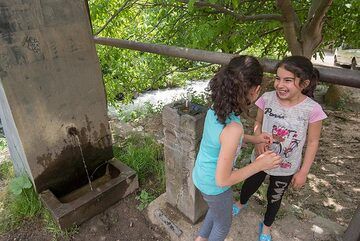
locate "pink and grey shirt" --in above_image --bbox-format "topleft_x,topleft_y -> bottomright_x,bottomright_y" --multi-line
252,91 -> 327,176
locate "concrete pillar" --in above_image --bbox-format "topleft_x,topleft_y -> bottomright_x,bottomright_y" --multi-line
0,0 -> 112,196
162,101 -> 208,223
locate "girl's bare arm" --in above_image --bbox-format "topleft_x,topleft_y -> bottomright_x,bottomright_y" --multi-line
292,120 -> 322,188
216,122 -> 280,187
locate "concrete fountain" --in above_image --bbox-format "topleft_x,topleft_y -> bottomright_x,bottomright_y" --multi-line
0,0 -> 138,229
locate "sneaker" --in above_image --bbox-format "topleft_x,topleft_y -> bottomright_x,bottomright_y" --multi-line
258,222 -> 272,241
232,202 -> 248,216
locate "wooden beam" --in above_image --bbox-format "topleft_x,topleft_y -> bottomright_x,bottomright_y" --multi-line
93,37 -> 360,89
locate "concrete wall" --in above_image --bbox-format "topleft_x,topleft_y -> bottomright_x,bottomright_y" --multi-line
0,0 -> 113,195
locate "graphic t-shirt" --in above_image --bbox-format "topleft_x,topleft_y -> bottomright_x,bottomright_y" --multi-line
252,91 -> 327,176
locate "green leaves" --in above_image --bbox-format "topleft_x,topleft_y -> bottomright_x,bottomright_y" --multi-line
135,190 -> 155,210
188,0 -> 196,11
89,0 -> 358,106
232,0 -> 239,9
9,176 -> 32,196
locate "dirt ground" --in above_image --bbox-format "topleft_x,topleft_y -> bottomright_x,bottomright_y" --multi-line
0,87 -> 359,241
286,108 -> 360,226
0,193 -> 168,241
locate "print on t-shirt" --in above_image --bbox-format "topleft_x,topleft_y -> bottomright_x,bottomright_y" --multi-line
270,124 -> 300,169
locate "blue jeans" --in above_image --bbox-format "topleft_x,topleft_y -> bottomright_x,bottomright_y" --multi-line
198,188 -> 233,241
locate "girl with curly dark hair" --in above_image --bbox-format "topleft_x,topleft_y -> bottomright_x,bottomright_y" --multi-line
192,55 -> 281,241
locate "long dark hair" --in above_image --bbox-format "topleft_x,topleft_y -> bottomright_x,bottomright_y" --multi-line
209,55 -> 263,124
276,56 -> 319,98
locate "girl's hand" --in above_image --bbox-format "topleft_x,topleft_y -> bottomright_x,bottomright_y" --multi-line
254,133 -> 272,156
254,151 -> 281,171
291,170 -> 308,189
255,143 -> 267,156
255,132 -> 273,145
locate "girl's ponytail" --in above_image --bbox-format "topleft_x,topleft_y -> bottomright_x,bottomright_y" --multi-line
302,68 -> 319,98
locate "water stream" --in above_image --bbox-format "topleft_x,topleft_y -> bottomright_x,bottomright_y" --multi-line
108,80 -> 209,117
73,135 -> 94,191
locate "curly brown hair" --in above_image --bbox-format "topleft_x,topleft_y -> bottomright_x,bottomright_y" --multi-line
209,55 -> 263,124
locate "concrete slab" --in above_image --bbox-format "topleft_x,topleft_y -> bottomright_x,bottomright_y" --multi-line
147,193 -> 345,241
40,159 -> 138,230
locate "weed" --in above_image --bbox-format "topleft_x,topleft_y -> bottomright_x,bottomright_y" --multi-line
182,87 -> 209,106
0,175 -> 42,233
42,209 -> 79,241
0,137 -> 7,151
135,190 -> 155,211
113,133 -> 165,193
0,160 -> 14,180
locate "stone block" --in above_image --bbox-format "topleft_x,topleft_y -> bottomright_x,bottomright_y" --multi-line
40,159 -> 138,230
162,101 -> 208,223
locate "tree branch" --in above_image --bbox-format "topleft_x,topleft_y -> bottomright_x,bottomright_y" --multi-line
235,27 -> 282,54
153,63 -> 214,84
145,7 -> 175,37
300,0 -> 333,57
276,0 -> 302,55
178,0 -> 283,22
148,12 -> 189,42
94,0 -> 136,36
306,0 -> 333,35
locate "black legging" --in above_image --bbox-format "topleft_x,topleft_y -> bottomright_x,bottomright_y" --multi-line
240,171 -> 293,227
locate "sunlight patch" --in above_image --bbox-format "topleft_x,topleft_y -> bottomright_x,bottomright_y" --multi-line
311,225 -> 324,234
323,197 -> 344,211
308,174 -> 330,193
320,166 -> 328,171
330,157 -> 344,164
335,171 -> 344,176
353,187 -> 360,193
336,179 -> 349,185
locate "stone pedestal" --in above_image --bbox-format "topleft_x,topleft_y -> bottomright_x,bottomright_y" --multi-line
162,101 -> 208,223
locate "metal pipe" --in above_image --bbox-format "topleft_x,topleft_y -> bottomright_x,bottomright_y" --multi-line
94,37 -> 360,88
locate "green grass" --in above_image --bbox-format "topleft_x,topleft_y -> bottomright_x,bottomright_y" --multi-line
0,137 -> 7,151
0,160 -> 14,180
0,163 -> 77,239
113,133 -> 165,194
42,210 -> 79,241
0,175 -> 43,233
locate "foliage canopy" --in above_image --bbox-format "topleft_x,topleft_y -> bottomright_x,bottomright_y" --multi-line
88,0 -> 359,104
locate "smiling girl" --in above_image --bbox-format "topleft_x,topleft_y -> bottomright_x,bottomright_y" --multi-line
233,56 -> 327,241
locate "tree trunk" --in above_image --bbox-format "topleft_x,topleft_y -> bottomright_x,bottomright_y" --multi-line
278,0 -> 333,59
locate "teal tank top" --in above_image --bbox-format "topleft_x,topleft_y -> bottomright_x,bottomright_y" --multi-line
192,109 -> 243,195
